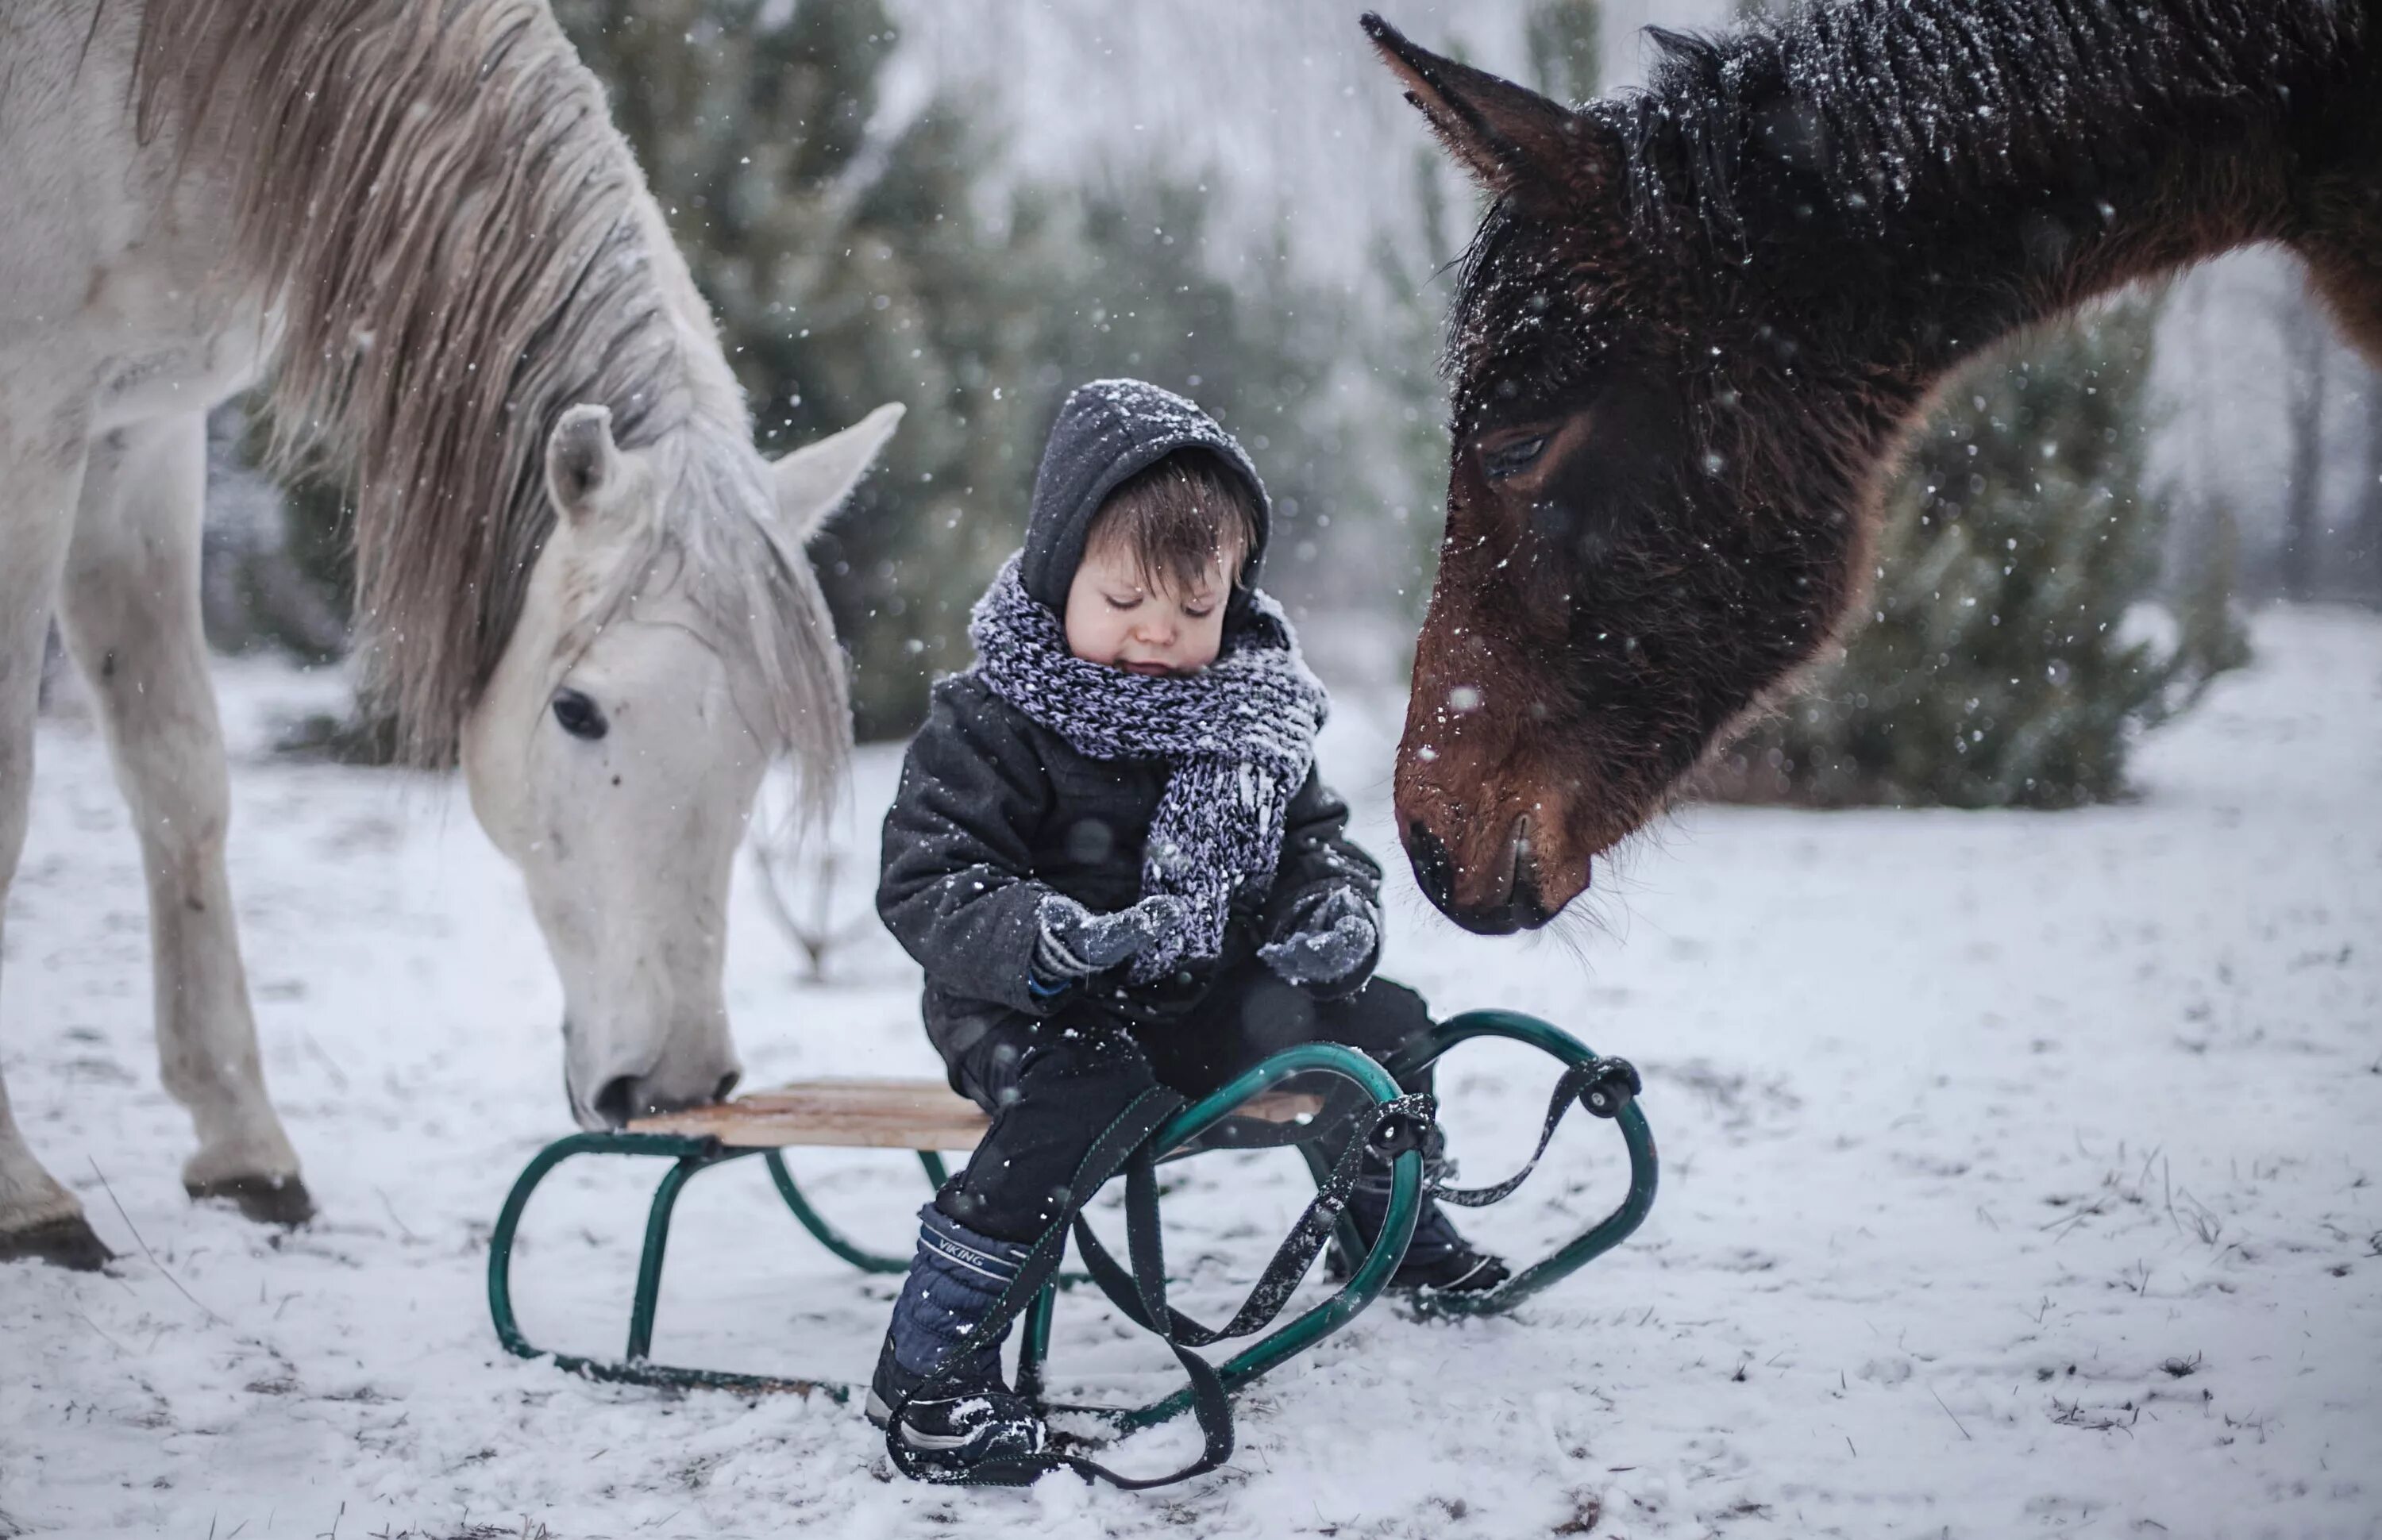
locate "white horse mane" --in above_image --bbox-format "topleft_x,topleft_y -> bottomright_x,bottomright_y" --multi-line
134,0 -> 846,791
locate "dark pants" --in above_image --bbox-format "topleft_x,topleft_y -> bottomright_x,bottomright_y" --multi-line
935,970 -> 1437,1242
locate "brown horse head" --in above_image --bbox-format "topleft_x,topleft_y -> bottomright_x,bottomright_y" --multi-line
1366,14 -> 1889,932
1362,0 -> 2373,930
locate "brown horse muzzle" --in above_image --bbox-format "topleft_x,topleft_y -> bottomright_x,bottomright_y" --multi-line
1396,774 -> 1594,936
1395,587 -> 1600,930
1401,813 -> 1559,934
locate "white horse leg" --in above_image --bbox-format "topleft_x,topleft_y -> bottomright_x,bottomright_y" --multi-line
0,407 -> 114,1269
57,414 -> 310,1226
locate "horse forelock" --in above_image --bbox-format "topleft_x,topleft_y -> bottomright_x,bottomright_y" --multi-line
570,432 -> 850,826
133,0 -> 841,785
1444,198 -> 1624,433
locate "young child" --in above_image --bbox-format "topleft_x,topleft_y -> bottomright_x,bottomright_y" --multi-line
870,379 -> 1505,1476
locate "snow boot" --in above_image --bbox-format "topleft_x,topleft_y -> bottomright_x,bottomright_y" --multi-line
867,1204 -> 1046,1479
1328,1127 -> 1510,1296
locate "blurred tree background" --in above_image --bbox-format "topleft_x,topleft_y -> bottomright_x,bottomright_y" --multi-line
549,0 -> 1417,737
202,0 -> 2266,807
1703,302 -> 2248,807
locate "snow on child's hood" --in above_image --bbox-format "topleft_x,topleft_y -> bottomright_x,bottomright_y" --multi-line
1017,377 -> 1272,619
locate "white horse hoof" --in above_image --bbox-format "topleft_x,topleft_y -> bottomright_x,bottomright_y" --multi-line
187,1173 -> 315,1228
0,1215 -> 116,1271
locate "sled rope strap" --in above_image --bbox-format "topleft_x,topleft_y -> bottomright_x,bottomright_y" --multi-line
885,1085 -> 1235,1489
1428,1057 -> 1640,1209
1072,1091 -> 1439,1349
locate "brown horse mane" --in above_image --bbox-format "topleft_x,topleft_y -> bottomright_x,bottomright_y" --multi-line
1616,2 -> 2345,235
1450,0 -> 2364,403
131,1 -> 843,789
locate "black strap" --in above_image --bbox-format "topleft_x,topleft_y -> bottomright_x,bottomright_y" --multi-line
1428,1056 -> 1637,1209
1074,1091 -> 1437,1349
887,1085 -> 1242,1490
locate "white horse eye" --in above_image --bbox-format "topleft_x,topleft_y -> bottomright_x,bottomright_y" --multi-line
551,688 -> 609,741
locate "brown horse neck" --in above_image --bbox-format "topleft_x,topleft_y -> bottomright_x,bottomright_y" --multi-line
1633,0 -> 2372,393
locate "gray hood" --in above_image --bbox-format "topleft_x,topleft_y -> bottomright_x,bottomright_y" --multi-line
1019,379 -> 1272,619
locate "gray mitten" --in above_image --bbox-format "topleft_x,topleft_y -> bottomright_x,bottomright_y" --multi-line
1259,887 -> 1379,988
1031,892 -> 1189,989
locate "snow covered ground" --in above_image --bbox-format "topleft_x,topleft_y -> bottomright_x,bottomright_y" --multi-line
5,609 -> 2377,1539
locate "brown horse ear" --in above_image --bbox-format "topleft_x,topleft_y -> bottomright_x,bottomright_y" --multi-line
1362,13 -> 1600,201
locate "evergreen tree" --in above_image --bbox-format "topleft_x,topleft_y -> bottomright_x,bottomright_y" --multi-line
248,8 -> 1486,734
1368,146 -> 1465,623
557,3 -> 1392,735
1707,301 -> 2246,808
202,406 -> 352,661
1039,179 -> 1352,588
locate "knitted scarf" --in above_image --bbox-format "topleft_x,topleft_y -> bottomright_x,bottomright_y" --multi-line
968,555 -> 1328,980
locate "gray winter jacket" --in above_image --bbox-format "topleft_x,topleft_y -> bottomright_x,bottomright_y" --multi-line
877,380 -> 1382,1063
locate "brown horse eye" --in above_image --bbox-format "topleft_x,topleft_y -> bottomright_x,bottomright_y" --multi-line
552,688 -> 608,741
1482,434 -> 1549,479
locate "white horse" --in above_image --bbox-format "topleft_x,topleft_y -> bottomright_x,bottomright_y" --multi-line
0,0 -> 901,1268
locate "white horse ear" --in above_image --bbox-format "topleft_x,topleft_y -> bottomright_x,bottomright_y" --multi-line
546,403 -> 629,527
769,402 -> 904,545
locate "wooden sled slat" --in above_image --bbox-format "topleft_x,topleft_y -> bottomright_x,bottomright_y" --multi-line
629,1077 -> 1323,1151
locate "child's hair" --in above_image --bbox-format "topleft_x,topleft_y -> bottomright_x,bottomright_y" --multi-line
1085,449 -> 1260,595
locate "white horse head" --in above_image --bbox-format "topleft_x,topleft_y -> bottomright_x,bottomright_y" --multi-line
462,403 -> 901,1129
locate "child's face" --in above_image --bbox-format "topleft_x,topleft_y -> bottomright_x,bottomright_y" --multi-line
1063,537 -> 1237,676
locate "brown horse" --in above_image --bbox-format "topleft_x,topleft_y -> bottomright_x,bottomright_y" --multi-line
1363,0 -> 2377,933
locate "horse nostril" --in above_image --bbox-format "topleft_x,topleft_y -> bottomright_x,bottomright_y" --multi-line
711,1070 -> 741,1105
592,1075 -> 641,1129
1405,821 -> 1455,911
